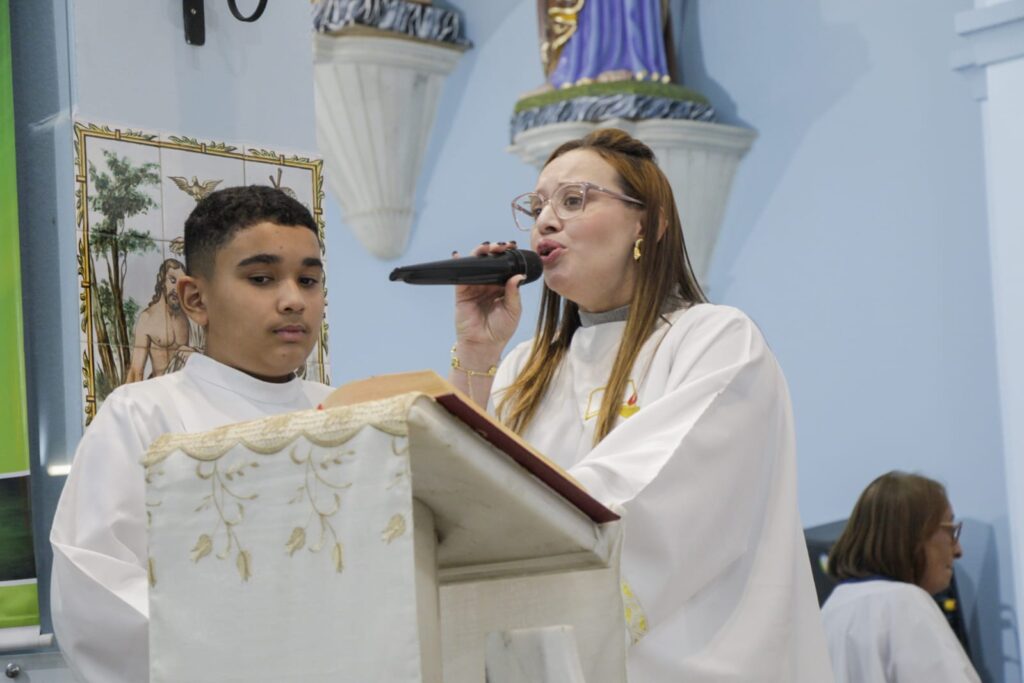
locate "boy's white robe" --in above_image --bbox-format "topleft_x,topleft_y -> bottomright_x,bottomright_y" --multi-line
822,580 -> 981,682
492,303 -> 835,682
49,354 -> 332,683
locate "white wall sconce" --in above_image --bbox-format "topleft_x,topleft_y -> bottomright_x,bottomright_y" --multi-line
313,1 -> 470,259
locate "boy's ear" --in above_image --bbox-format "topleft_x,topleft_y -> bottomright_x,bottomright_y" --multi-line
177,275 -> 209,327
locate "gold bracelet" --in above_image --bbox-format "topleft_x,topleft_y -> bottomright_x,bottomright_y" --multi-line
450,344 -> 497,378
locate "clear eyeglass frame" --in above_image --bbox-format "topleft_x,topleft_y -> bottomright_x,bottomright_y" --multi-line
511,181 -> 645,232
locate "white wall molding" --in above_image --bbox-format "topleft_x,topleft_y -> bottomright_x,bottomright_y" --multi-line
951,0 -> 1024,99
953,4 -> 1024,657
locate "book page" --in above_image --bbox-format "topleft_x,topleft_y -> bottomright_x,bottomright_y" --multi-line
323,370 -> 619,523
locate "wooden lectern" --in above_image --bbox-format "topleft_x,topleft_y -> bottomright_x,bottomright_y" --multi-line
144,373 -> 627,682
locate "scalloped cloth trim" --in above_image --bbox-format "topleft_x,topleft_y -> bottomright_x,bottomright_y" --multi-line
143,392 -> 422,466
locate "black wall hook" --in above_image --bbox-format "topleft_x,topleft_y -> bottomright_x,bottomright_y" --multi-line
183,0 -> 205,46
228,0 -> 268,22
183,0 -> 269,46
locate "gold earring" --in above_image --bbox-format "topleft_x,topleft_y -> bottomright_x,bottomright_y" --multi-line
633,237 -> 643,262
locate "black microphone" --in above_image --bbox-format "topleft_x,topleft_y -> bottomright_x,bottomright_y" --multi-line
389,249 -> 543,286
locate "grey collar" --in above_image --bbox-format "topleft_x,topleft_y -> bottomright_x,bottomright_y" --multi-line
578,304 -> 631,328
576,295 -> 690,328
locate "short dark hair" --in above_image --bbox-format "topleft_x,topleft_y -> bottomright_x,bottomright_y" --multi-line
184,185 -> 319,276
827,471 -> 950,585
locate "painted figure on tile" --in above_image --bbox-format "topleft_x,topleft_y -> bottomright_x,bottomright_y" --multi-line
268,167 -> 300,202
538,0 -> 672,89
169,175 -> 223,202
126,258 -> 196,382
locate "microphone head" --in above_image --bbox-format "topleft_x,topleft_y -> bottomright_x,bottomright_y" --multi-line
517,249 -> 542,285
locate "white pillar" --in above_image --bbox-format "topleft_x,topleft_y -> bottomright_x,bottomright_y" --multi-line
952,0 -> 1024,646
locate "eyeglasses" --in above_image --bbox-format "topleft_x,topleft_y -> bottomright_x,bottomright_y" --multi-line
940,520 -> 963,542
511,181 -> 645,232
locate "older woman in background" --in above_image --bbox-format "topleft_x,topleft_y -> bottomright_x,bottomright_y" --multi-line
823,471 -> 979,683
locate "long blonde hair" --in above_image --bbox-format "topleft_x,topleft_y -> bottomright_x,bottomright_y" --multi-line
497,128 -> 706,444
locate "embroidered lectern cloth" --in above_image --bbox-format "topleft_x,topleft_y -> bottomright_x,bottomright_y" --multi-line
145,394 -> 423,683
145,393 -> 626,683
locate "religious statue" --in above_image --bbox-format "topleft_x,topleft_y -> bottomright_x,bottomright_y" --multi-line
511,0 -> 713,142
537,0 -> 673,89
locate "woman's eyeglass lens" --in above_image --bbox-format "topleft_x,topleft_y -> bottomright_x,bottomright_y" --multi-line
512,184 -> 587,231
511,182 -> 643,232
941,521 -> 963,541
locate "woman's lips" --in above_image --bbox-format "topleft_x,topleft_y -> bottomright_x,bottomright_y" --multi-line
536,241 -> 565,265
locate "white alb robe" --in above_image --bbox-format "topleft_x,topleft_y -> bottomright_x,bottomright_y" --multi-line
822,580 -> 981,683
49,354 -> 333,683
491,303 -> 835,682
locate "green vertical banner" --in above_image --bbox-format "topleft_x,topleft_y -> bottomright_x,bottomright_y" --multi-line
0,0 -> 40,637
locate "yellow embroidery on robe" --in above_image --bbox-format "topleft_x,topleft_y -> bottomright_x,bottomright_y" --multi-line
621,580 -> 649,644
619,391 -> 640,418
584,380 -> 640,420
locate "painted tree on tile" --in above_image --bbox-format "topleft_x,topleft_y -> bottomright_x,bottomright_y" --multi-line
86,150 -> 160,397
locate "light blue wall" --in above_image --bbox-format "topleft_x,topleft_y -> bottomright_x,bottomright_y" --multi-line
13,0 -> 1018,679
678,1 -> 1017,680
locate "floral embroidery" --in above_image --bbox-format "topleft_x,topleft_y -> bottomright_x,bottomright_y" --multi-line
381,514 -> 407,543
285,444 -> 353,573
146,393 -> 423,583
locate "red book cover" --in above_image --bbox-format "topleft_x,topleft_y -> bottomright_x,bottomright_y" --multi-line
323,370 -> 619,524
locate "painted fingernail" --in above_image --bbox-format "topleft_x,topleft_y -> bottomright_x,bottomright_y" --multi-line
482,241 -> 490,245
497,241 -> 507,246
451,250 -> 457,256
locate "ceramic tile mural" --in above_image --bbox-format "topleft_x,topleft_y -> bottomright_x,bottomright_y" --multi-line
74,122 -> 328,424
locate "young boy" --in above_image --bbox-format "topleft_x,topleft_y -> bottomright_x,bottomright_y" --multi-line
49,186 -> 332,683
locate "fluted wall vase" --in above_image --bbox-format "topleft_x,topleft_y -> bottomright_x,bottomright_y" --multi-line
314,33 -> 464,259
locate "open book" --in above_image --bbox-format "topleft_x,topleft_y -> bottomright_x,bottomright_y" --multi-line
323,370 -> 619,524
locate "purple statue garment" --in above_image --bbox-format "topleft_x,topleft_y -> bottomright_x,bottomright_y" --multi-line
548,0 -> 669,89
